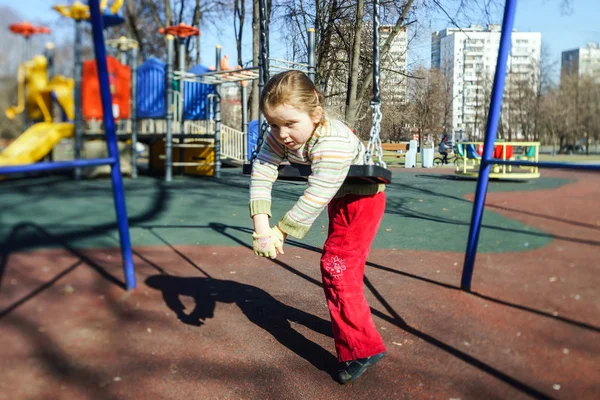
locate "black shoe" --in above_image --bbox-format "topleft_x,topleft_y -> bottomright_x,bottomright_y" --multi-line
337,352 -> 385,384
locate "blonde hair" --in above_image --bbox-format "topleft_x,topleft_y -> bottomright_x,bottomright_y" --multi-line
260,70 -> 326,124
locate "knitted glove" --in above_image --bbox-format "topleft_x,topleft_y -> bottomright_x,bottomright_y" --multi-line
252,226 -> 285,258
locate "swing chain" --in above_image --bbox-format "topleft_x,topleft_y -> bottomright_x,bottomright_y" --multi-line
365,102 -> 386,168
251,121 -> 270,162
250,0 -> 270,163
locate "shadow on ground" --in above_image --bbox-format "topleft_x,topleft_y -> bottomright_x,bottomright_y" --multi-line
145,274 -> 337,376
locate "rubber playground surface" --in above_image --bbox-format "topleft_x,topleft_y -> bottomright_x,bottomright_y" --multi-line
0,168 -> 598,399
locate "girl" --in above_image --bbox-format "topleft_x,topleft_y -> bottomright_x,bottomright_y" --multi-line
250,70 -> 386,384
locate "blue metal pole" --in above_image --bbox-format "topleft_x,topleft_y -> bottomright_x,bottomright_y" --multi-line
489,159 -> 600,171
89,0 -> 136,290
0,157 -> 116,175
215,45 -> 222,179
461,0 -> 518,291
74,20 -> 83,180
165,35 -> 174,182
131,44 -> 139,179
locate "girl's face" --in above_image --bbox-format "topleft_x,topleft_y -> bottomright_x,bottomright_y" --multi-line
264,104 -> 322,151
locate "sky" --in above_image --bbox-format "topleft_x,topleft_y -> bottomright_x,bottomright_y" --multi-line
1,0 -> 598,81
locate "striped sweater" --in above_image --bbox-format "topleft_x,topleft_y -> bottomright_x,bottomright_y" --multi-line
249,117 -> 385,239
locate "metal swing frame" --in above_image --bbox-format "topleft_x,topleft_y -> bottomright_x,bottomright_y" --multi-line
243,0 -> 392,185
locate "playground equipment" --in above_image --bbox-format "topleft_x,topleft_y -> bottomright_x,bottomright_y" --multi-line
76,32 -> 241,181
136,21 -> 262,181
82,56 -> 131,120
0,0 -> 135,289
3,2 -> 129,174
454,141 -> 540,179
53,0 -> 126,180
106,36 -> 139,177
2,20 -> 75,168
9,22 -> 50,37
5,55 -> 75,123
6,22 -> 52,127
460,0 -> 600,291
158,25 -> 208,181
53,0 -> 125,27
243,0 -> 392,184
147,23 -> 264,181
8,21 -> 51,62
0,123 -> 74,166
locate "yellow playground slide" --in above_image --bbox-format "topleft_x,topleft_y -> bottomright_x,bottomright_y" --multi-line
0,122 -> 74,166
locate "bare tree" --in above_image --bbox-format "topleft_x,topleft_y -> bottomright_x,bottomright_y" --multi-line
234,0 -> 246,67
123,1 -> 228,64
538,86 -> 566,152
408,67 -> 446,149
344,0 -> 364,124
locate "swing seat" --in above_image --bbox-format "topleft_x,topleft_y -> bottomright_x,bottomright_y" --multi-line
242,163 -> 392,184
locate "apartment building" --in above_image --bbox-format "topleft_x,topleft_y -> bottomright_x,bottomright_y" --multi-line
380,25 -> 408,103
432,24 -> 541,140
561,42 -> 600,82
327,25 -> 408,114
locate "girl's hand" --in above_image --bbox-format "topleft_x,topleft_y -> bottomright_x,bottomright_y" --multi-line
252,226 -> 285,259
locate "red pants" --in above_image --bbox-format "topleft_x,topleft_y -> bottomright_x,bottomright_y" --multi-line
320,191 -> 387,362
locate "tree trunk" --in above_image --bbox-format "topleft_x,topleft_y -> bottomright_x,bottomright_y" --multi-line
344,0 -> 364,127
164,0 -> 172,27
234,0 -> 245,67
193,0 -> 202,64
125,1 -> 145,56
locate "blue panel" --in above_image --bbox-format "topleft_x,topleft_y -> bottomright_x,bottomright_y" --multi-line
137,57 -> 166,118
183,64 -> 216,120
248,119 -> 259,155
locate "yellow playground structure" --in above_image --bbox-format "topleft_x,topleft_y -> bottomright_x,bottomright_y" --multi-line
454,141 -> 540,180
2,54 -> 75,167
0,123 -> 74,166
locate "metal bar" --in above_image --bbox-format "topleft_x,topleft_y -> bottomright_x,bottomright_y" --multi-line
308,28 -> 315,82
461,0 -> 518,292
241,84 -> 248,162
165,35 -> 174,182
188,66 -> 259,78
0,157 -> 116,175
172,143 -> 214,148
487,159 -> 600,170
171,162 -> 212,167
74,20 -> 83,180
214,45 -> 222,178
178,39 -> 186,175
196,24 -> 200,64
45,42 -> 55,79
190,71 -> 260,85
269,65 -> 307,73
268,57 -> 310,67
268,57 -> 310,65
131,45 -> 138,178
23,37 -> 30,130
89,0 -> 136,290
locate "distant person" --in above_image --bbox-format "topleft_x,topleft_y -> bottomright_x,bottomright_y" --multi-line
438,135 -> 450,164
249,70 -> 386,384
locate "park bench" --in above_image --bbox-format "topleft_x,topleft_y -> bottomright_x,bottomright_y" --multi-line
380,143 -> 409,158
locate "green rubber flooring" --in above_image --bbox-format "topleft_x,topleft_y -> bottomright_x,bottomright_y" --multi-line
0,169 -> 572,253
